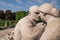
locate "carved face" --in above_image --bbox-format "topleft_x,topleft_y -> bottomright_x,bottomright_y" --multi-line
29,12 -> 41,22
29,6 -> 41,22
38,3 -> 54,22
39,11 -> 46,21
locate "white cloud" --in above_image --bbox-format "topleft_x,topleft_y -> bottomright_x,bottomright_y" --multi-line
16,0 -> 22,3
0,8 -> 5,11
27,0 -> 35,5
0,1 -> 23,9
33,0 -> 45,3
7,3 -> 23,9
26,0 -> 46,5
0,1 -> 6,5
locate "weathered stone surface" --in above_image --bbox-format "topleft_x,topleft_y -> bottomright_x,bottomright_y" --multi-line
0,28 -> 14,40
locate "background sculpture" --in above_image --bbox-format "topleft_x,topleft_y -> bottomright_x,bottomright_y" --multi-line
39,3 -> 60,40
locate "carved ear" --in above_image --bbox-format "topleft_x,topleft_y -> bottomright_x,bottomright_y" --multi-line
51,8 -> 59,17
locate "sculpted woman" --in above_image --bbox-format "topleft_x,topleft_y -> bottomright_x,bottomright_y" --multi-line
39,3 -> 60,40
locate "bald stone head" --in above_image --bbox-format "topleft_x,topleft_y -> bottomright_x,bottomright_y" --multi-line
39,3 -> 59,17
39,3 -> 54,13
29,5 -> 39,13
29,5 -> 41,22
38,3 -> 59,22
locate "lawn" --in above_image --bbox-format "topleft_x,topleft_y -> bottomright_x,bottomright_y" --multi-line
0,20 -> 17,28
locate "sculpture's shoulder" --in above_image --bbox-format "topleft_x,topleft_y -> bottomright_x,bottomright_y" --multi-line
17,15 -> 32,27
53,17 -> 60,24
15,16 -> 29,30
50,17 -> 60,27
47,17 -> 60,28
49,17 -> 60,24
19,16 -> 30,24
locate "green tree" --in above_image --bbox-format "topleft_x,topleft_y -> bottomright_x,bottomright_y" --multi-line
16,11 -> 28,21
0,10 -> 5,20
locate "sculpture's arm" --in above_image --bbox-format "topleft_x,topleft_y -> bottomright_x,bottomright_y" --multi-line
14,23 -> 22,40
25,22 -> 46,38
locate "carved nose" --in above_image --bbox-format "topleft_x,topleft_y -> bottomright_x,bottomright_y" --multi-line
39,16 -> 41,19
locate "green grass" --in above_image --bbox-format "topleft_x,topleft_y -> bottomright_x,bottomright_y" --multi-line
0,20 -> 5,28
0,20 -> 17,28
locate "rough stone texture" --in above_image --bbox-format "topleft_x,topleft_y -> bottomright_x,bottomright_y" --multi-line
0,28 -> 14,40
39,3 -> 60,40
13,5 -> 46,40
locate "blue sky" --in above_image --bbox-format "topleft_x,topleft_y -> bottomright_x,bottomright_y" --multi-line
0,0 -> 60,12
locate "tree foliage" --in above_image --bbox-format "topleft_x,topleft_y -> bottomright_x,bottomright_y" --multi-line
16,11 -> 28,20
0,10 -> 28,20
0,10 -> 5,20
5,10 -> 16,20
0,10 -> 16,20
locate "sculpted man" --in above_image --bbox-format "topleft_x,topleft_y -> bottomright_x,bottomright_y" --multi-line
13,5 -> 46,40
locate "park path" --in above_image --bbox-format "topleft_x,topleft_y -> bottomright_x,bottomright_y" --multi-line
0,28 -> 14,40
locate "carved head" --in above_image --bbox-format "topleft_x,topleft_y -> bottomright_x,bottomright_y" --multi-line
39,3 -> 54,21
39,3 -> 59,22
29,5 -> 41,21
